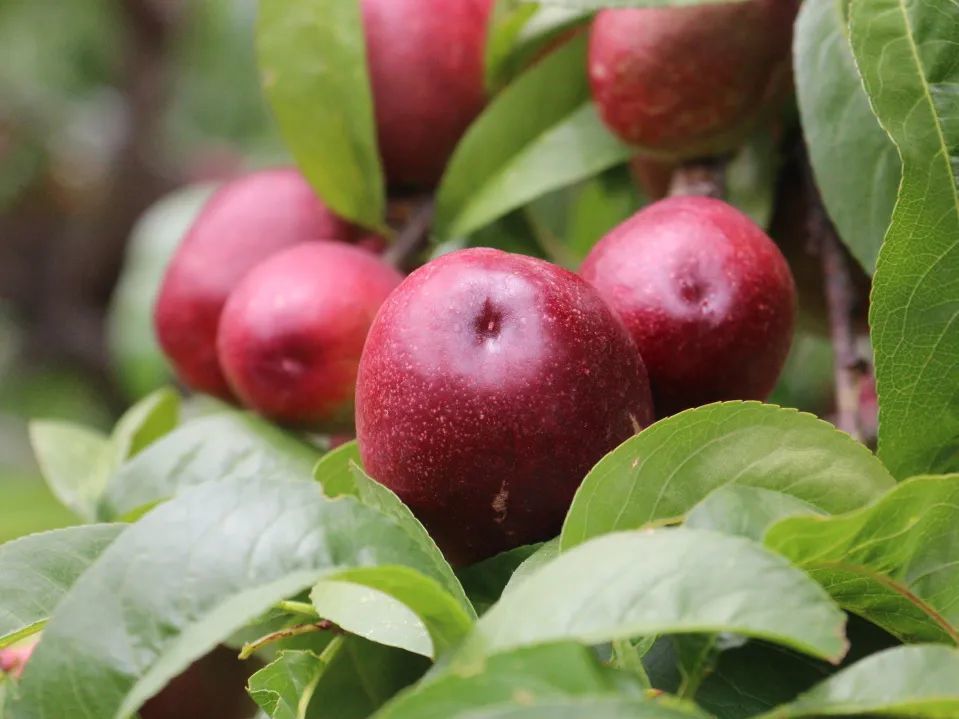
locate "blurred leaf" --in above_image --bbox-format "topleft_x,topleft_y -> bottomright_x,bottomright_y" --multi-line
110,387 -> 180,463
436,35 -> 631,240
407,698 -> 708,719
310,566 -> 474,658
686,486 -> 824,542
108,186 -> 213,400
28,421 -> 111,522
0,473 -> 76,544
100,410 -> 321,519
373,643 -> 645,719
766,474 -> 959,644
257,0 -> 386,231
757,645 -> 959,718
563,166 -> 643,261
452,529 -> 848,666
484,2 -> 589,92
795,0 -> 898,274
767,331 -> 836,415
725,129 -> 779,230
10,476 -> 468,719
535,0 -> 751,7
850,0 -> 959,479
0,524 -> 124,647
457,544 -> 544,615
560,402 -> 894,551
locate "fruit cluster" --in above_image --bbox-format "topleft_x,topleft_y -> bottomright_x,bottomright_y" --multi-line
154,0 -> 798,565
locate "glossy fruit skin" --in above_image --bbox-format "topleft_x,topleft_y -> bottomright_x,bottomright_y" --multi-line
362,0 -> 492,189
217,243 -> 402,429
589,0 -> 799,158
356,248 -> 654,564
155,168 -> 376,398
581,196 -> 797,417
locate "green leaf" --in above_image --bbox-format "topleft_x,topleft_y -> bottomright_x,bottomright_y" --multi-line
795,0 -> 899,274
686,486 -> 824,542
99,410 -> 321,519
457,544 -> 544,615
452,529 -> 848,667
501,538 -> 559,596
373,643 -> 644,719
765,474 -> 959,644
435,34 -> 631,240
849,0 -> 959,478
725,129 -> 779,230
109,387 -> 179,463
317,461 -> 473,617
28,421 -> 112,522
310,566 -> 474,658
451,699 -> 710,719
257,0 -> 385,231
560,402 -> 894,551
758,645 -> 959,718
0,525 -> 125,647
484,2 -> 589,92
248,650 -> 326,719
10,476 -> 467,719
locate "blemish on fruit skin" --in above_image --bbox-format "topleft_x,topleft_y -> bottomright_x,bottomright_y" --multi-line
492,480 -> 509,524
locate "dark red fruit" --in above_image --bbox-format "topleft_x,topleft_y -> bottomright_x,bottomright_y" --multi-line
581,196 -> 797,417
217,243 -> 402,429
356,248 -> 654,565
155,168 -> 377,398
363,0 -> 493,189
589,0 -> 799,158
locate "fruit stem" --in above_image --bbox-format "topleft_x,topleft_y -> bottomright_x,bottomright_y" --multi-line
276,600 -> 320,619
668,157 -> 728,199
238,619 -> 342,660
384,198 -> 435,270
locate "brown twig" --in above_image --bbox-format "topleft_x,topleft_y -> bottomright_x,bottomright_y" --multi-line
238,619 -> 342,660
811,203 -> 868,440
668,157 -> 728,198
383,198 -> 436,270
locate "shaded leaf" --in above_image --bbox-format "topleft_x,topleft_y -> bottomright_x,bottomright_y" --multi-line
686,486 -> 824,542
850,0 -> 959,478
457,544 -> 544,615
766,474 -> 959,644
561,402 -> 893,550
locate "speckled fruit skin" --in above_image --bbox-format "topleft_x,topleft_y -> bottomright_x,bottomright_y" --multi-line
589,0 -> 799,159
362,0 -> 493,189
356,248 -> 654,565
217,243 -> 402,429
155,168 -> 377,399
581,196 -> 797,417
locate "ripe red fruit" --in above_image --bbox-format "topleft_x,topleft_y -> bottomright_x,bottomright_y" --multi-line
362,0 -> 493,189
155,169 -> 377,398
588,0 -> 799,158
356,248 -> 654,564
581,196 -> 797,417
217,243 -> 402,429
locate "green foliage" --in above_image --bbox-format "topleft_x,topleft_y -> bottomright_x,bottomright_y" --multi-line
257,0 -> 386,231
561,402 -> 894,550
850,0 -> 959,479
794,0 -> 899,274
766,474 -> 959,644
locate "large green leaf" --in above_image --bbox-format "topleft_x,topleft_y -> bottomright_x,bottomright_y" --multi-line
257,0 -> 385,230
560,403 -> 894,550
795,0 -> 899,273
766,474 -> 959,644
309,566 -> 474,658
686,486 -> 824,542
850,0 -> 959,478
452,529 -> 848,666
0,525 -> 125,647
758,645 -> 959,718
435,35 -> 631,240
100,410 -> 321,519
316,458 -> 472,616
10,476 -> 466,719
373,644 -> 645,719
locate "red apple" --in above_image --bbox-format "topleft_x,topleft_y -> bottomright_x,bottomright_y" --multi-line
356,248 -> 654,564
217,243 -> 402,429
363,0 -> 493,189
581,196 -> 797,417
589,0 -> 799,158
154,168 -> 378,398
